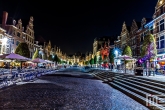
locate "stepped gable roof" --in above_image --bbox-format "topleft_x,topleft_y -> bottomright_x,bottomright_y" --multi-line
156,0 -> 165,9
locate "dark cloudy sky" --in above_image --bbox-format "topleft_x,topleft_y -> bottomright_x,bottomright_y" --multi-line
0,0 -> 157,54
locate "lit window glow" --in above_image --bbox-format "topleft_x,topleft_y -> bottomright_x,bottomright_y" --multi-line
2,38 -> 8,45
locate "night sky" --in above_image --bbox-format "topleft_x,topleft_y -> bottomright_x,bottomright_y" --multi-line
0,0 -> 157,54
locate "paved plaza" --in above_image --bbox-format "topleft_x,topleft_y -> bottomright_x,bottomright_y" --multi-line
0,71 -> 148,110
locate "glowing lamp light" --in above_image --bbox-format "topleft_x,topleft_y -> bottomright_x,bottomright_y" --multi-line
2,38 -> 8,45
160,0 -> 163,4
115,50 -> 118,54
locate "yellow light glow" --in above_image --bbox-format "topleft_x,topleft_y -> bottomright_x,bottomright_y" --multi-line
160,0 -> 163,4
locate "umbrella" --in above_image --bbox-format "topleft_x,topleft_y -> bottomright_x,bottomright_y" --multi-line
31,58 -> 47,68
6,53 -> 30,69
5,53 -> 29,61
116,55 -> 132,74
31,58 -> 47,63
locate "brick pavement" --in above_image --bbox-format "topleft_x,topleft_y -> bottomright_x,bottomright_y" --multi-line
0,72 -> 149,110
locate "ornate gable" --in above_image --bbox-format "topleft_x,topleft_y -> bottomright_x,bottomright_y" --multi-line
28,16 -> 34,30
48,40 -> 51,50
121,22 -> 128,35
131,20 -> 138,31
25,16 -> 34,37
16,19 -> 23,31
156,0 -> 165,9
130,20 -> 139,36
141,18 -> 146,28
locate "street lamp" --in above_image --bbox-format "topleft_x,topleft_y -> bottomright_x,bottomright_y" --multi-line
115,50 -> 118,57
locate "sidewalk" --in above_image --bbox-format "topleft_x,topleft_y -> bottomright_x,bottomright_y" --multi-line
111,69 -> 165,82
95,68 -> 165,82
137,75 -> 165,82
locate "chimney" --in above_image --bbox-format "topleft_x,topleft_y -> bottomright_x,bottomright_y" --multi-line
2,11 -> 8,29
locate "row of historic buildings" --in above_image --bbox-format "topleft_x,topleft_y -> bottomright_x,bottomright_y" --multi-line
85,0 -> 165,65
0,11 -> 67,62
114,0 -> 165,59
85,36 -> 116,64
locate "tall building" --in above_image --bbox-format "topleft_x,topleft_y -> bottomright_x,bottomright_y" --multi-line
153,0 -> 165,55
0,11 -> 34,57
93,36 -> 116,56
129,20 -> 141,58
114,22 -> 130,52
137,18 -> 153,57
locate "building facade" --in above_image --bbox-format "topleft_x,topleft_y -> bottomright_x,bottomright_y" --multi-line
114,22 -> 130,53
0,11 -> 34,57
153,0 -> 165,54
129,20 -> 141,58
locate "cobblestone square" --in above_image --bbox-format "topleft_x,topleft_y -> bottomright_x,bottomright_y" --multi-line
0,72 -> 149,110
